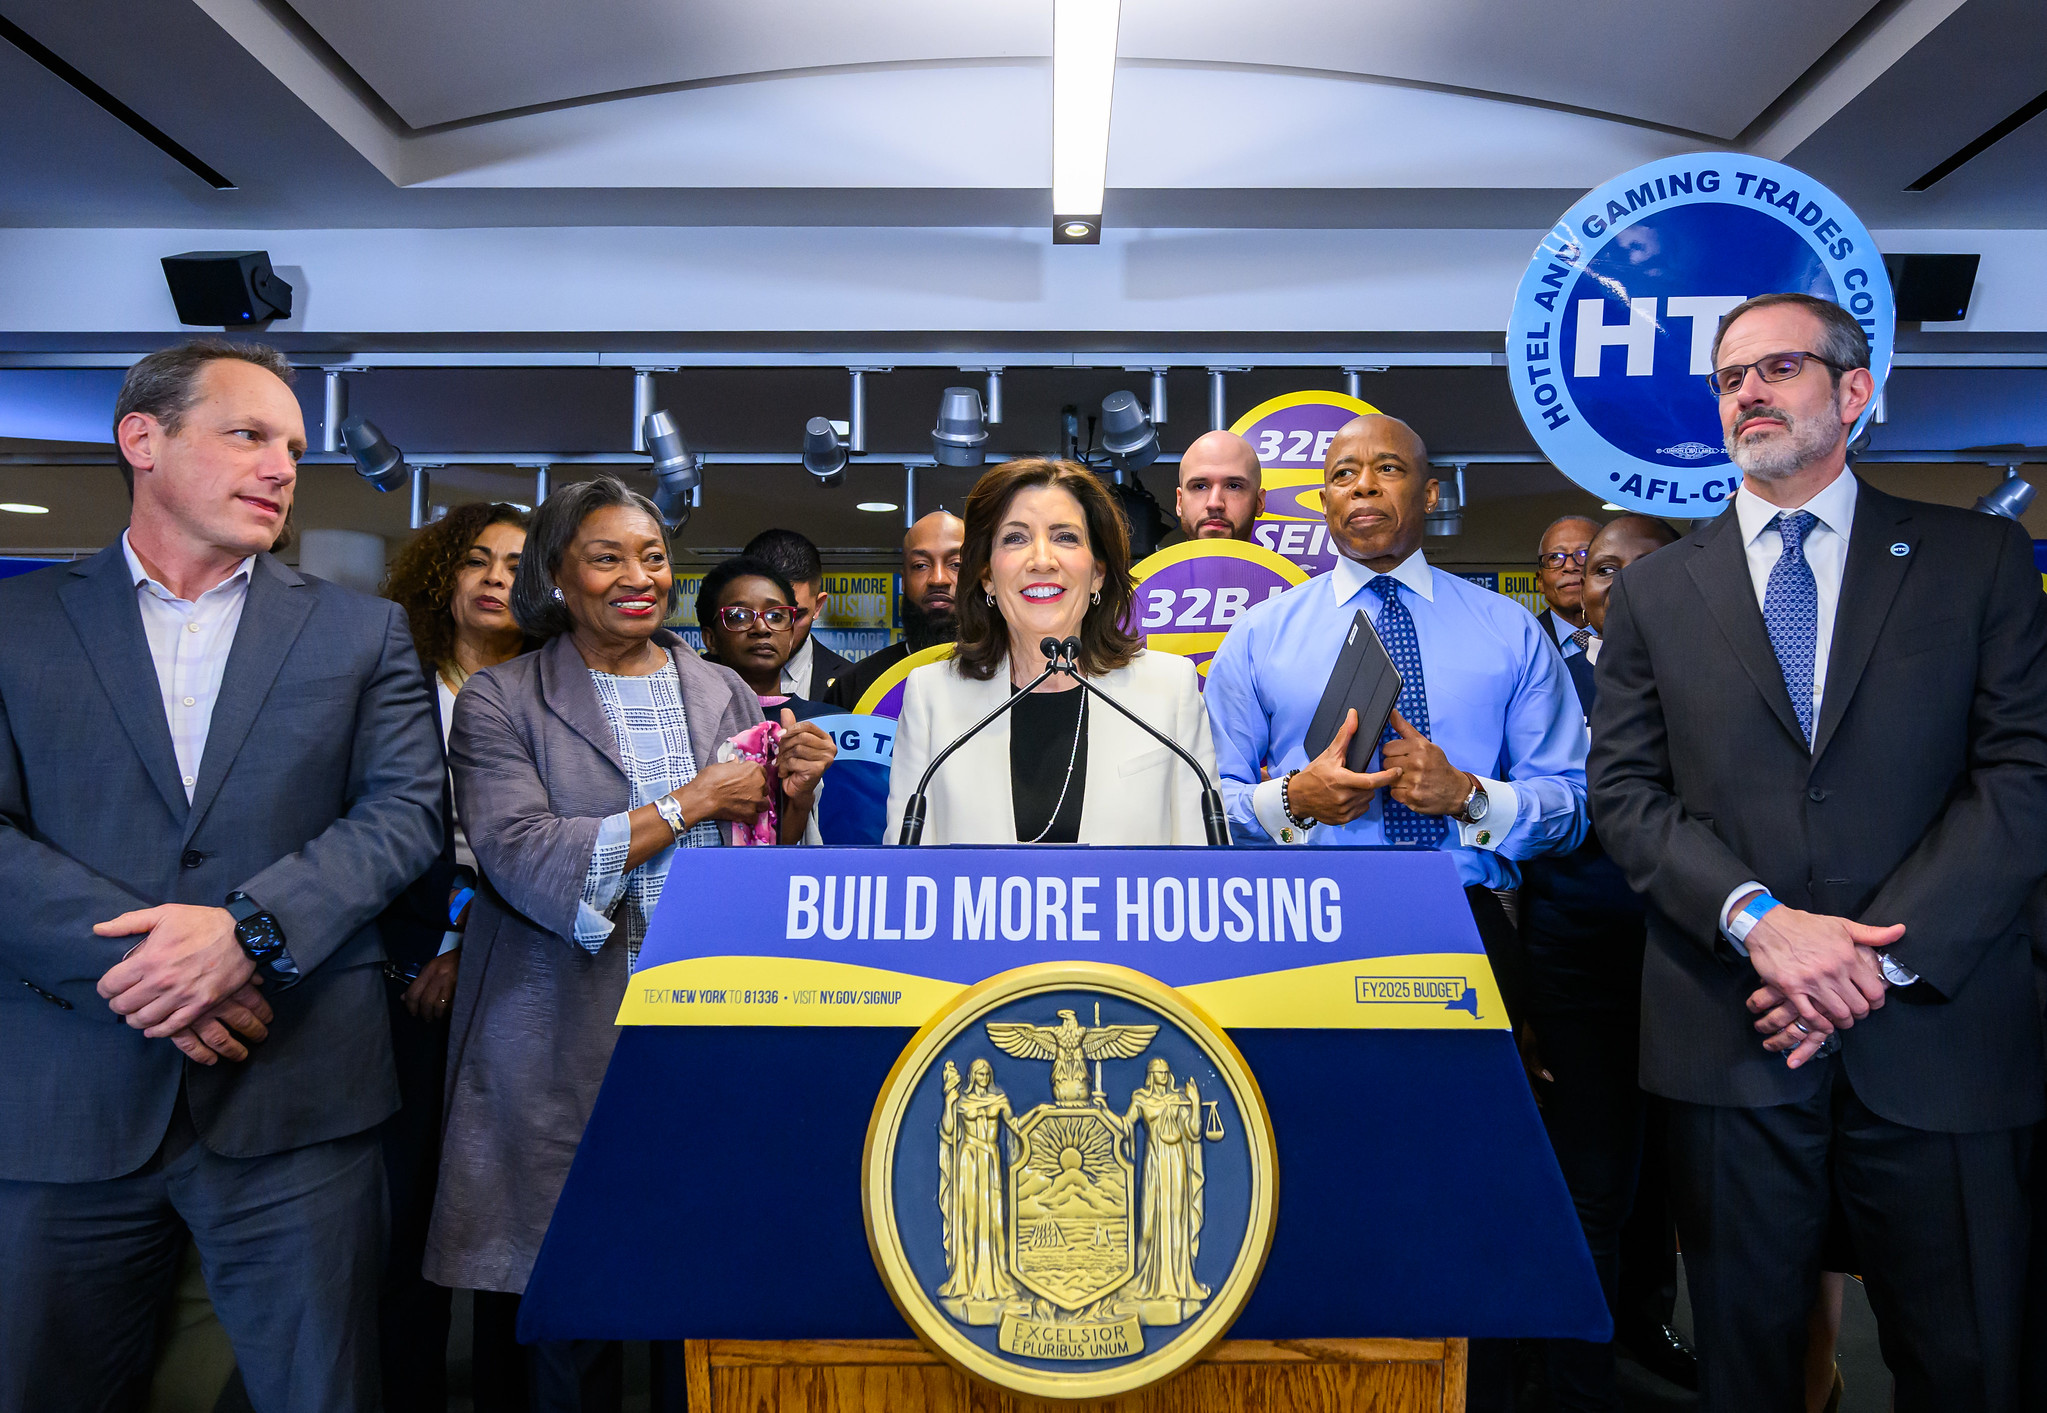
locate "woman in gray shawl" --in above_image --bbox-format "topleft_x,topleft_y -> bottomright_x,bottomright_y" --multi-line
424,477 -> 833,1404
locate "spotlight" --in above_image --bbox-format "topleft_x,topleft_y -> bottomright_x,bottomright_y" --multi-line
1974,469 -> 2037,521
802,417 -> 848,485
1053,218 -> 1101,246
339,415 -> 409,492
642,410 -> 700,529
1425,466 -> 1465,537
1098,390 -> 1158,472
931,387 -> 989,468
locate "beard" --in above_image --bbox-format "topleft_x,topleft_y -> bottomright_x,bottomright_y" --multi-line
1726,395 -> 1842,480
902,596 -> 958,652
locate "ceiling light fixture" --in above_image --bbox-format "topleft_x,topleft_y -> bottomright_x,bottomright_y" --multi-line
1974,467 -> 2037,521
642,410 -> 701,529
1051,0 -> 1120,245
931,387 -> 990,467
0,502 -> 49,514
1098,390 -> 1158,472
1600,501 -> 1623,511
802,417 -> 849,486
338,415 -> 410,492
857,501 -> 900,513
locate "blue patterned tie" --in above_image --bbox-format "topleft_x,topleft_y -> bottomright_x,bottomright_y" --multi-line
1370,576 -> 1447,847
1763,511 -> 1819,747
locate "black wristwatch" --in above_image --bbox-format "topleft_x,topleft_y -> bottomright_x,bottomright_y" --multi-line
225,891 -> 302,989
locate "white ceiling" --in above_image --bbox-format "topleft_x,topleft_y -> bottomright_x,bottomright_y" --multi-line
286,0 -> 1869,137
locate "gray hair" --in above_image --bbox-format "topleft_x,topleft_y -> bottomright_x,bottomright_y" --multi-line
1709,293 -> 1871,380
112,339 -> 295,491
511,475 -> 678,638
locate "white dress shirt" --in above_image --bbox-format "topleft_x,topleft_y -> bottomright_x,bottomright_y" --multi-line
1713,472 -> 1914,984
779,634 -> 814,698
122,532 -> 254,803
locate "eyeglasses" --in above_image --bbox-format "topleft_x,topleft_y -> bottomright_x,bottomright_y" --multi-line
712,604 -> 795,631
1537,548 -> 1589,570
1705,350 -> 1845,397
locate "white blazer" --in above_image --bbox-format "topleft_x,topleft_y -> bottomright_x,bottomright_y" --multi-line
886,649 -> 1220,846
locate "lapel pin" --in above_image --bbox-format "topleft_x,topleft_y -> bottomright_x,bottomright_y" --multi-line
1889,542 -> 1909,557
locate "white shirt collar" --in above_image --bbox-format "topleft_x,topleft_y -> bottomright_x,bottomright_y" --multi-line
1734,466 -> 1858,549
121,530 -> 255,603
782,632 -> 815,691
1332,545 -> 1434,605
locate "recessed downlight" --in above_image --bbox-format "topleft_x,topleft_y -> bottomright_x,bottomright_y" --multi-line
0,502 -> 49,514
856,501 -> 899,513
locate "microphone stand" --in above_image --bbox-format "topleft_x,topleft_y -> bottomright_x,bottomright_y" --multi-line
896,638 -> 1067,846
1046,637 -> 1234,847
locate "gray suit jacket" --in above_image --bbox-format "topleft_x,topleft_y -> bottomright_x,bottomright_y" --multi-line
0,544 -> 444,1181
1590,483 -> 2047,1131
425,631 -> 761,1293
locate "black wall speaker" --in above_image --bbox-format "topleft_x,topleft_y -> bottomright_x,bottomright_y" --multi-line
1882,253 -> 1979,323
160,250 -> 294,325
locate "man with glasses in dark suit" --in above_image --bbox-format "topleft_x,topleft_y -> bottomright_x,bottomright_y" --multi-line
1591,292 -> 2047,1412
1534,514 -> 1601,667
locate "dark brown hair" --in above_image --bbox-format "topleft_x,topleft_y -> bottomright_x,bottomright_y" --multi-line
112,339 -> 296,493
382,501 -> 533,678
1709,292 -> 1871,379
952,458 -> 1140,681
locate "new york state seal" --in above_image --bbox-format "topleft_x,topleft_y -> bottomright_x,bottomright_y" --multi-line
863,962 -> 1278,1399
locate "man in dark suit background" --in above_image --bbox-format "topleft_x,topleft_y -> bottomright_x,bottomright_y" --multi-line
824,510 -> 964,712
743,527 -> 852,700
1534,514 -> 1600,666
1522,513 -> 1688,1410
1591,292 -> 2047,1411
0,339 -> 444,1411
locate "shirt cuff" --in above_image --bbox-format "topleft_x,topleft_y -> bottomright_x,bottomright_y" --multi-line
1454,776 -> 1519,850
1719,880 -> 1766,955
576,811 -> 637,945
436,930 -> 462,956
1252,776 -> 1312,845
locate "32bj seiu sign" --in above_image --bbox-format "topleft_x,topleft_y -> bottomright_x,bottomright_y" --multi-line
620,845 -> 1507,1031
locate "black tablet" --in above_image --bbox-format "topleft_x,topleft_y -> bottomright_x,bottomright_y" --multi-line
1303,609 -> 1403,773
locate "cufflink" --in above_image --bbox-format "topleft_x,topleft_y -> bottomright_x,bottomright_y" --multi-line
1476,830 -> 1492,846
1277,826 -> 1296,844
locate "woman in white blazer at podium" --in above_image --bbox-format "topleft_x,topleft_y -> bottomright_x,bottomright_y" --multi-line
886,457 -> 1219,846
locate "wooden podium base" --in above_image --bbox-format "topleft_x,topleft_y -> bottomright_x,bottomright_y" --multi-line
683,1336 -> 1466,1412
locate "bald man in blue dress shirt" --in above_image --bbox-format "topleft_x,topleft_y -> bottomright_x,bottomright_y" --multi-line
1205,415 -> 1589,1016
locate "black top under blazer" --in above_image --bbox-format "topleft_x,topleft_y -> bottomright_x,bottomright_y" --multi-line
1589,480 -> 2047,1133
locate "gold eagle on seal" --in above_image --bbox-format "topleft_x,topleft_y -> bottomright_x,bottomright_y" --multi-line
985,1010 -> 1158,1106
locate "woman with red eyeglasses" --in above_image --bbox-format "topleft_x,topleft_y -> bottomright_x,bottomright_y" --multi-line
696,555 -> 815,707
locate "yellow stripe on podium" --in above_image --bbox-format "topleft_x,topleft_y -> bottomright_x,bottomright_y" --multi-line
618,952 -> 1506,1031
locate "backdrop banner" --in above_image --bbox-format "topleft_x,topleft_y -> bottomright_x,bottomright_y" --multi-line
1128,540 -> 1307,686
1507,153 -> 1894,515
1231,390 -> 1381,576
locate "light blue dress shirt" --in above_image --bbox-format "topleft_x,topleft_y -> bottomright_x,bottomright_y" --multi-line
1204,548 -> 1589,888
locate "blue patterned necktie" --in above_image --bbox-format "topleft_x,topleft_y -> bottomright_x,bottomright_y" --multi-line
1763,511 -> 1819,747
1370,576 -> 1447,847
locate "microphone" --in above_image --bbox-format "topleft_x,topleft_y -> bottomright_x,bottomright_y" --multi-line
1048,636 -> 1233,846
896,637 -> 1068,846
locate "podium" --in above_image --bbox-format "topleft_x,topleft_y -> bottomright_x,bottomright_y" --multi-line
519,846 -> 1606,1411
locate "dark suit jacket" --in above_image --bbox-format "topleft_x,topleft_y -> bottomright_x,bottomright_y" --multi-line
381,663 -> 463,970
822,639 -> 910,711
1589,481 -> 2047,1131
798,637 -> 853,701
0,545 -> 444,1181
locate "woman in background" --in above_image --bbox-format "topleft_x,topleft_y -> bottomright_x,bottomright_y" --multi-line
885,458 -> 1218,846
379,500 -> 530,1413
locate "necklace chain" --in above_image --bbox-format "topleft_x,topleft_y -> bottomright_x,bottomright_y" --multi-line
1024,691 -> 1086,844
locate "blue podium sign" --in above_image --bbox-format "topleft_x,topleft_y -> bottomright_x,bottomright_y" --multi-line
520,846 -> 1608,1350
1508,153 -> 1893,515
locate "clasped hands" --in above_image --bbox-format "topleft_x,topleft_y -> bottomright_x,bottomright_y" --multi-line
93,904 -> 271,1067
1739,896 -> 1904,1069
1285,707 -> 1470,825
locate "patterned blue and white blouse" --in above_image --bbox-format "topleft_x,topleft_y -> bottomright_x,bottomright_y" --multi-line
577,663 -> 723,968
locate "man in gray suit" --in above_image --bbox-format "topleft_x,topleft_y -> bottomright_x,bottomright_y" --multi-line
1591,293 -> 2047,1411
0,340 -> 444,1412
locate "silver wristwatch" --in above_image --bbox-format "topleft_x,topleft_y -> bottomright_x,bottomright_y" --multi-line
653,794 -> 688,841
1455,775 -> 1489,824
